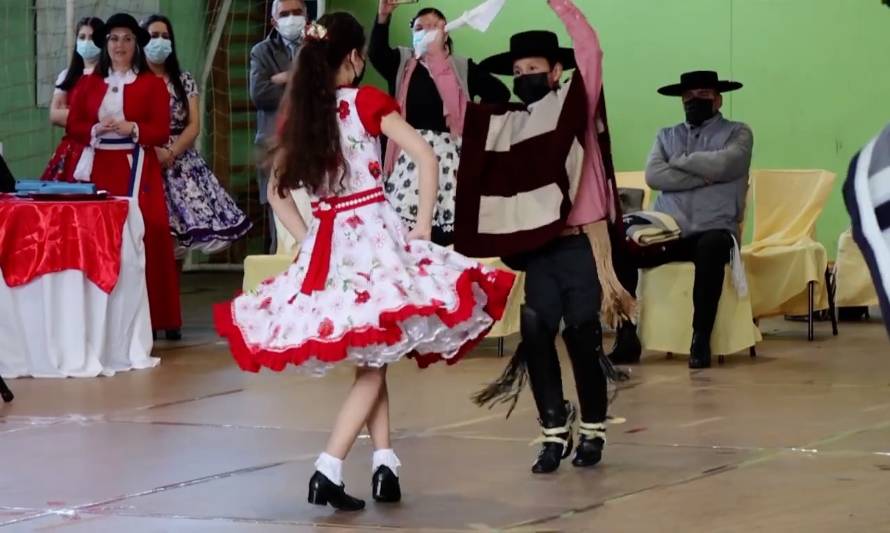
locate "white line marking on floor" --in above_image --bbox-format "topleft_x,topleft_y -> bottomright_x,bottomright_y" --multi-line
678,416 -> 724,428
862,402 -> 890,412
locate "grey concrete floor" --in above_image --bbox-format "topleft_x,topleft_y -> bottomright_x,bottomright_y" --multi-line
1,272 -> 889,532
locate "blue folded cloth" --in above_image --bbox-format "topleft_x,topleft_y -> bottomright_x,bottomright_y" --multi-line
15,180 -> 96,194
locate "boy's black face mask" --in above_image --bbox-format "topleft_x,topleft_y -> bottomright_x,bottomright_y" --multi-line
513,72 -> 554,105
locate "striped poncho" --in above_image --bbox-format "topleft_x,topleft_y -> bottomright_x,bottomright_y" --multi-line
844,124 -> 890,337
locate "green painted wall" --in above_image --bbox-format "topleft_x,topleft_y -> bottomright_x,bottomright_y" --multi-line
0,0 -> 206,178
4,0 -> 888,256
330,0 -> 890,256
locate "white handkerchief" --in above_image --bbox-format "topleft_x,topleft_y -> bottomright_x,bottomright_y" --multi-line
444,0 -> 507,33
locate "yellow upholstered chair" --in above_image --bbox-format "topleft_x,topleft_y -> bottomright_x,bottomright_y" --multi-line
242,188 -> 312,292
637,263 -> 761,361
615,171 -> 653,209
835,228 -> 879,308
617,171 -> 760,361
742,169 -> 838,340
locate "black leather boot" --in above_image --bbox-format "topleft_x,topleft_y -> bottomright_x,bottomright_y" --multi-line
165,329 -> 182,341
307,471 -> 365,511
572,422 -> 606,467
608,320 -> 642,365
688,333 -> 712,369
531,401 -> 576,474
372,466 -> 401,503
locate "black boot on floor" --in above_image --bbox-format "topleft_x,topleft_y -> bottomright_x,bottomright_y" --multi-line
372,466 -> 401,503
307,471 -> 365,511
608,320 -> 642,365
531,401 -> 576,474
688,332 -> 712,369
572,422 -> 606,467
165,329 -> 182,341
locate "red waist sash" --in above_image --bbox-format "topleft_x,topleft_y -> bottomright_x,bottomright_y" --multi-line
300,187 -> 386,295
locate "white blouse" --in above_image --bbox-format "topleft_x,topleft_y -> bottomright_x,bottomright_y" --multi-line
97,69 -> 138,140
73,69 -> 140,182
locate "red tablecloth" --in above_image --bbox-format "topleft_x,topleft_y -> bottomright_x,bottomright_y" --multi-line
0,196 -> 129,293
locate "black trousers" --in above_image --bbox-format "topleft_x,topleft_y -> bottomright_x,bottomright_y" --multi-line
616,230 -> 734,336
522,235 -> 607,424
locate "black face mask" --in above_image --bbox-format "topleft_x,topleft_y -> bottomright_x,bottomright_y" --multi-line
513,73 -> 553,105
684,97 -> 716,127
351,58 -> 365,87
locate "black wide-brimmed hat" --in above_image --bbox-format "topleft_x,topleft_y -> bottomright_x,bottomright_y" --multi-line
480,30 -> 576,76
93,13 -> 150,48
657,70 -> 743,97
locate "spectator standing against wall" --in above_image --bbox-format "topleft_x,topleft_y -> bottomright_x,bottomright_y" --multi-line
249,0 -> 307,252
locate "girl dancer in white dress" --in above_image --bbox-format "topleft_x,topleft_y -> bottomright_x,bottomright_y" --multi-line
214,13 -> 515,512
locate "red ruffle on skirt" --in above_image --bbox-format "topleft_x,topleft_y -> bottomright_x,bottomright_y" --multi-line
213,266 -> 515,373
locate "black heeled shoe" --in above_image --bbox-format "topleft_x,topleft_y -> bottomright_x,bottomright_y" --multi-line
531,401 -> 576,474
572,422 -> 605,467
372,466 -> 401,503
0,375 -> 13,403
307,471 -> 365,511
165,329 -> 182,341
688,333 -> 712,369
608,320 -> 642,365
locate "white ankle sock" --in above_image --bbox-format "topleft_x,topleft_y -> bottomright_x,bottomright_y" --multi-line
315,452 -> 343,486
372,448 -> 401,477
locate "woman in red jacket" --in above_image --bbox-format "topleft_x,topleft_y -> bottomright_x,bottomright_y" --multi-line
68,13 -> 182,340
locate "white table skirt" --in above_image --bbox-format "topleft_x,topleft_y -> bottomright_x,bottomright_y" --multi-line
0,199 -> 158,378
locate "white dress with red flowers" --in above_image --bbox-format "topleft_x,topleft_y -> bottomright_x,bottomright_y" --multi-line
214,86 -> 515,375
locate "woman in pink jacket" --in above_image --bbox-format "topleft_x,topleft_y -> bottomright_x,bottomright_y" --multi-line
369,0 -> 509,246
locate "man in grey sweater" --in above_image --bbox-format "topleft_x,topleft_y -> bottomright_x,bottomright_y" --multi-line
250,0 -> 306,252
611,70 -> 754,369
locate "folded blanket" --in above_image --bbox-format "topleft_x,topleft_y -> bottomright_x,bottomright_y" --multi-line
623,210 -> 681,246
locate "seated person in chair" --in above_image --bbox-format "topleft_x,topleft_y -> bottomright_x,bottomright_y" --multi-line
611,70 -> 753,369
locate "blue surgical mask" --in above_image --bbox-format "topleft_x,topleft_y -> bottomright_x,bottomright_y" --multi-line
76,39 -> 101,61
412,29 -> 429,57
145,37 -> 173,64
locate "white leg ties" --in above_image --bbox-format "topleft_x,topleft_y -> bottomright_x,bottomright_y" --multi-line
530,402 -> 577,447
578,422 -> 607,443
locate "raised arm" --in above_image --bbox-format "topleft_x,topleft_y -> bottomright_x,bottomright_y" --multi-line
549,0 -> 602,112
369,2 -> 401,88
645,135 -> 709,192
669,125 -> 754,184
